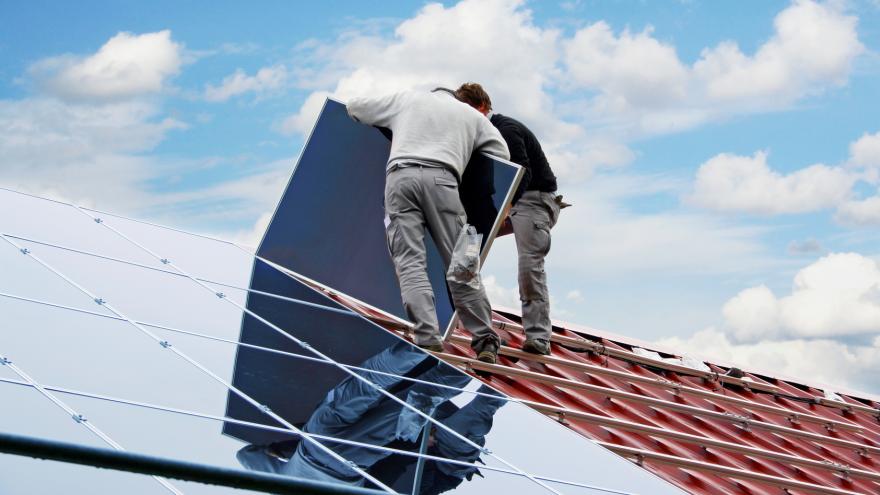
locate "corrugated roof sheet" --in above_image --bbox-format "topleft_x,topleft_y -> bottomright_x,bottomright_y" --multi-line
327,290 -> 880,495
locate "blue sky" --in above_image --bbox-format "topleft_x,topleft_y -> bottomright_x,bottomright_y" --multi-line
1,0 -> 879,394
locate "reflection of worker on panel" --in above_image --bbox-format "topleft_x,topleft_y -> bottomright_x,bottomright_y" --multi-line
235,341 -> 506,492
346,89 -> 510,364
456,83 -> 568,356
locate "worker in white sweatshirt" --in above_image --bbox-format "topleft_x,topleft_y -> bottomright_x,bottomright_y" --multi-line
347,88 -> 510,365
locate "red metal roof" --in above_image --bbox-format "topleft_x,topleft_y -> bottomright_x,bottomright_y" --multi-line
331,293 -> 880,495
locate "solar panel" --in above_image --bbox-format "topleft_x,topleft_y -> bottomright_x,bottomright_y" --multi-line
254,98 -> 522,336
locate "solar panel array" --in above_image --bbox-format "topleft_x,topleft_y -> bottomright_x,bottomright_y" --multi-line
0,98 -> 687,494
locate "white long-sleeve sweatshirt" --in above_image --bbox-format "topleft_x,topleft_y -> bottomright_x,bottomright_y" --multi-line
346,90 -> 510,180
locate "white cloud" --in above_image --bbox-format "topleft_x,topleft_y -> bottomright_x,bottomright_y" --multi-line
482,275 -> 521,309
281,0 -> 864,186
278,91 -> 331,136
848,130 -> 880,182
693,0 -> 863,106
722,285 -> 782,341
564,23 -> 688,108
566,290 -> 584,302
279,0 -> 619,180
689,151 -> 855,214
722,253 -> 880,341
204,65 -> 287,102
563,0 -> 863,134
30,30 -> 183,101
0,98 -> 185,210
836,194 -> 880,225
658,327 -> 880,395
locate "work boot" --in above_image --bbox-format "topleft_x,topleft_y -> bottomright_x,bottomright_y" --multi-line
418,342 -> 445,353
522,339 -> 551,356
477,349 -> 497,364
474,349 -> 497,378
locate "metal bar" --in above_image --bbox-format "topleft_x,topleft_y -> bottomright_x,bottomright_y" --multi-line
0,375 -> 636,494
438,353 -> 880,456
71,206 -> 564,495
2,232 -> 359,319
0,355 -> 182,494
0,430 -> 386,495
446,335 -> 861,432
602,442 -> 863,495
410,416 -> 433,495
0,234 -> 394,493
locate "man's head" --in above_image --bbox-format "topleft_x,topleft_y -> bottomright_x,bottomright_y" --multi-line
454,83 -> 492,115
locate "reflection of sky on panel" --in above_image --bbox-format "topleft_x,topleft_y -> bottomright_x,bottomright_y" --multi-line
0,190 -> 168,270
0,385 -> 175,494
11,237 -> 248,334
0,239 -> 116,316
90,210 -> 254,290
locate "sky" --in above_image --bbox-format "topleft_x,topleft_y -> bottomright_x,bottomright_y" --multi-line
1,0 -> 879,395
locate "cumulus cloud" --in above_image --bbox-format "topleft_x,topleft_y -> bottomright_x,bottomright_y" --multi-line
689,151 -> 854,214
693,0 -> 862,106
836,194 -> 880,225
2,29 -> 288,234
0,98 -> 185,210
564,23 -> 688,108
278,0 -> 619,180
279,0 -> 864,184
482,275 -> 521,308
29,30 -> 183,101
563,0 -> 863,134
848,130 -> 880,183
722,253 -> 880,342
204,65 -> 287,102
658,328 -> 880,394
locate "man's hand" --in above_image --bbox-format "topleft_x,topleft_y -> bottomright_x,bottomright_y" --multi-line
496,213 -> 513,237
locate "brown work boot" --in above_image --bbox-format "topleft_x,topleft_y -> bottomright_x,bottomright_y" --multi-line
521,339 -> 551,356
418,342 -> 445,353
477,349 -> 497,364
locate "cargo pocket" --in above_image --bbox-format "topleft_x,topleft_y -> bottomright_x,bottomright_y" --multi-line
534,221 -> 551,256
385,216 -> 399,257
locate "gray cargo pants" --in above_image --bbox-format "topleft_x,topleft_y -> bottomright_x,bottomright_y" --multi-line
384,164 -> 498,352
510,190 -> 561,343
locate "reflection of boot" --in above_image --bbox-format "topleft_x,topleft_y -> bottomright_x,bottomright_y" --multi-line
235,444 -> 286,474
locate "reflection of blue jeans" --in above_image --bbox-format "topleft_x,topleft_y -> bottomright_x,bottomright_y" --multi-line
434,385 -> 506,479
284,450 -> 365,487
237,342 -> 502,486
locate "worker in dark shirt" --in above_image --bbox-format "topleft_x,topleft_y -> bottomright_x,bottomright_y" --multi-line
455,83 -> 568,355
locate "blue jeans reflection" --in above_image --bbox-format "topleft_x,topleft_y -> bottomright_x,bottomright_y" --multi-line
236,341 -> 505,493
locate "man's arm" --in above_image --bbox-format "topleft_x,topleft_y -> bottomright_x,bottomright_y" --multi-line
347,92 -> 407,127
474,118 -> 510,161
498,124 -> 531,204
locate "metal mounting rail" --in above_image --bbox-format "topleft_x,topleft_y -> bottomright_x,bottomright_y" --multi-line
602,442 -> 863,495
445,335 -> 862,433
438,354 -> 880,456
0,431 -> 387,495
